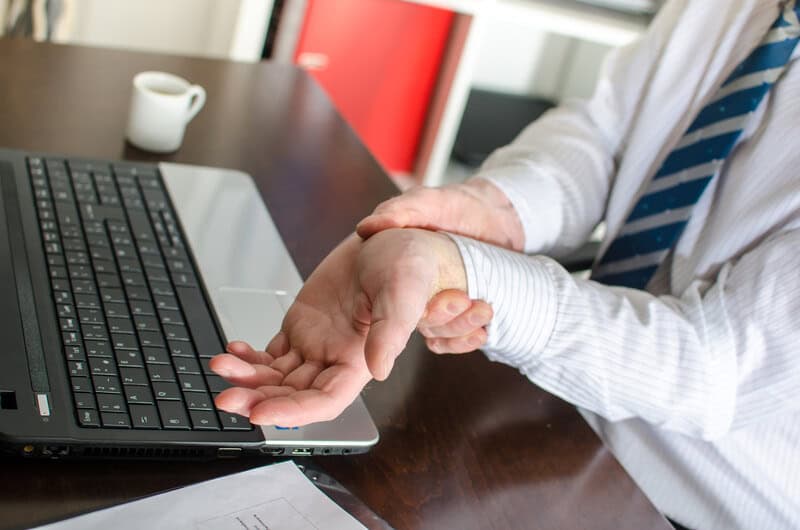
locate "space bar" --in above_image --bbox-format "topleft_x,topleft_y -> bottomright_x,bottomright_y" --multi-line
175,286 -> 225,358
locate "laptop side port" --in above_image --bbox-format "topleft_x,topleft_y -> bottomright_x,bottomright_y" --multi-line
260,447 -> 285,456
217,447 -> 242,458
290,448 -> 313,456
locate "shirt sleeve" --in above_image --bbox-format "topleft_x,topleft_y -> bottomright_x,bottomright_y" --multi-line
473,2 -> 682,258
449,229 -> 800,440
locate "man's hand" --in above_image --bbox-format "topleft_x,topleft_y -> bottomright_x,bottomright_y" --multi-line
356,178 -> 525,252
418,290 -> 492,354
210,229 -> 466,426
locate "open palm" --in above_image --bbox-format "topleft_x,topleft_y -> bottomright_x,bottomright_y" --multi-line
211,230 -> 462,426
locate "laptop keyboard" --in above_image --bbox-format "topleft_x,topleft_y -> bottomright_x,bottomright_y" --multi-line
27,156 -> 252,431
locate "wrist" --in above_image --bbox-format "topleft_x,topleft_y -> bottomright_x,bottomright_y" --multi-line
462,178 -> 525,252
428,231 -> 468,295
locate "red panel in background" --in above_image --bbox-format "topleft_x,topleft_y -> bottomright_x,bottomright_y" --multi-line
294,0 -> 454,173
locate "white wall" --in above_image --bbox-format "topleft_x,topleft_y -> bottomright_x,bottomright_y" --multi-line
471,15 -> 612,102
55,0 -> 243,59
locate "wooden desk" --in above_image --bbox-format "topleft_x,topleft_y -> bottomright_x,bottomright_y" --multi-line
0,39 -> 671,530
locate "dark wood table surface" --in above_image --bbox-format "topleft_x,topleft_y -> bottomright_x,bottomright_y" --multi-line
0,39 -> 671,530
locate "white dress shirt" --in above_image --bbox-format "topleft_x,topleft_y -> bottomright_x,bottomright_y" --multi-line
449,0 -> 800,528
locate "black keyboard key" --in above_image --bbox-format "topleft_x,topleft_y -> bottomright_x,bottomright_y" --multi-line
145,268 -> 169,283
78,409 -> 101,427
54,291 -> 73,304
74,392 -> 96,409
119,367 -> 148,386
101,412 -> 131,428
157,401 -> 190,430
138,331 -> 165,348
114,245 -> 136,260
97,393 -> 126,413
101,287 -> 126,304
60,317 -> 77,331
125,385 -> 154,405
174,357 -> 201,374
134,315 -> 159,331
85,340 -> 112,357
75,293 -> 101,309
63,238 -> 86,252
158,309 -> 184,326
115,349 -> 144,367
71,279 -> 95,295
104,302 -> 130,319
143,347 -> 170,364
89,357 -> 116,376
121,272 -> 146,287
185,392 -> 213,410
78,308 -> 104,325
171,272 -> 197,287
206,375 -> 231,394
92,260 -> 115,274
150,281 -> 174,297
68,360 -> 87,377
219,412 -> 252,431
176,286 -> 223,358
96,273 -> 121,289
164,324 -> 190,341
168,340 -> 195,358
82,324 -> 108,341
58,304 -> 75,318
90,247 -> 113,261
112,333 -> 138,350
93,375 -> 122,394
178,374 -> 207,392
130,299 -> 155,316
69,264 -> 91,280
62,331 -> 80,346
190,410 -> 220,430
152,381 -> 181,400
118,258 -> 142,273
141,254 -> 165,269
65,344 -> 85,361
154,295 -> 179,311
108,318 -> 134,334
200,357 -> 215,375
71,377 -> 91,393
147,363 -> 176,382
129,404 -> 160,429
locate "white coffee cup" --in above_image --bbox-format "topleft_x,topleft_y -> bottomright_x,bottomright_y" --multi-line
125,71 -> 206,153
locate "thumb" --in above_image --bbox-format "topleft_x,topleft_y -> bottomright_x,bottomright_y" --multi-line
356,211 -> 410,240
363,281 -> 429,381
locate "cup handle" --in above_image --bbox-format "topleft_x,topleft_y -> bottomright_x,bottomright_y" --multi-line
185,85 -> 206,123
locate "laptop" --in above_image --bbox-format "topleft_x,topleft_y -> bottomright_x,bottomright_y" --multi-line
0,148 -> 379,459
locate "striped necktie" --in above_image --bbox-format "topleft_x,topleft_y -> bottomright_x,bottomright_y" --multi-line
592,1 -> 800,289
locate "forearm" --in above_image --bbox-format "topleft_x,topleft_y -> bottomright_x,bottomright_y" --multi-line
449,230 -> 800,439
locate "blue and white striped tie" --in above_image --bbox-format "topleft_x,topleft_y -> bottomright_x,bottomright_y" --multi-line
592,1 -> 800,289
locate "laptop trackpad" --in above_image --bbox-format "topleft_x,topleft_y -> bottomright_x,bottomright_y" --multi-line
213,287 -> 292,350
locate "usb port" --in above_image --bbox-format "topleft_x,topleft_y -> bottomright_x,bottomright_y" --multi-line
290,448 -> 313,456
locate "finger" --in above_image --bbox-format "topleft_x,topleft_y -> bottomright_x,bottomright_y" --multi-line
419,289 -> 472,328
356,212 -> 410,239
214,386 -> 295,416
420,301 -> 493,339
269,349 -> 303,375
214,387 -> 267,416
282,361 -> 325,391
209,353 -> 285,388
427,327 -> 488,355
225,342 -> 276,366
248,365 -> 368,426
364,278 -> 429,381
264,332 -> 290,358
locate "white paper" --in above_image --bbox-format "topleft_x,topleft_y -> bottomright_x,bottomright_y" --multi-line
35,461 -> 366,530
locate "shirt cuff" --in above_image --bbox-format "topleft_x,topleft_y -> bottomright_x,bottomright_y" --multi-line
446,234 -> 560,368
476,170 -> 564,255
